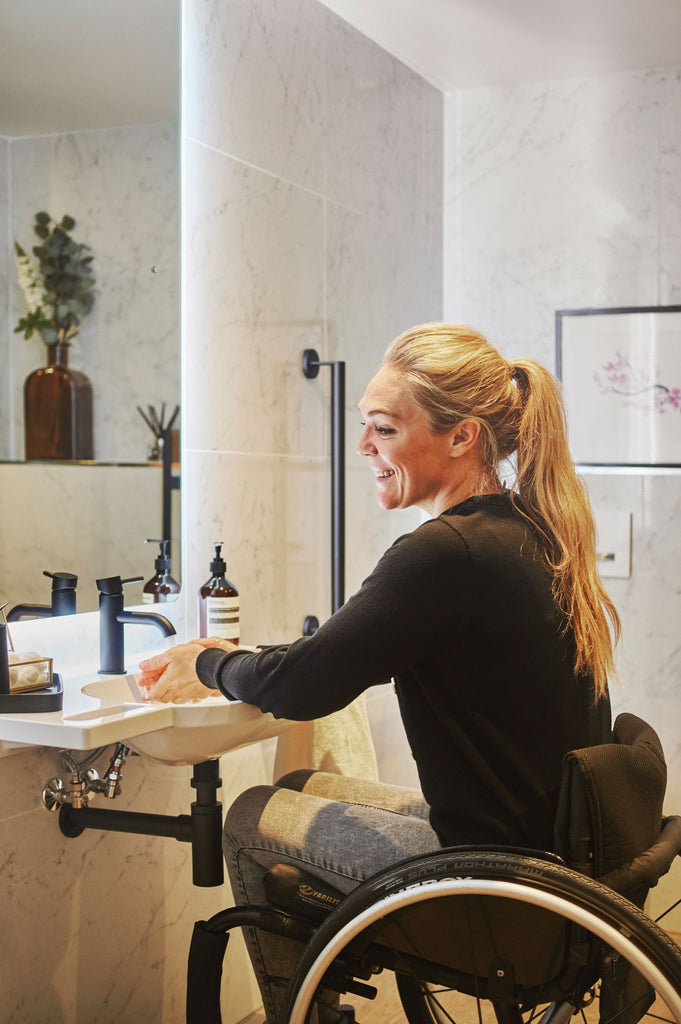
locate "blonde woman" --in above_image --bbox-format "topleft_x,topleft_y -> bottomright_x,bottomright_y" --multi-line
141,322 -> 619,1023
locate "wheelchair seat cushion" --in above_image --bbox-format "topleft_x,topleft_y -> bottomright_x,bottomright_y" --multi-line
554,712 -> 667,904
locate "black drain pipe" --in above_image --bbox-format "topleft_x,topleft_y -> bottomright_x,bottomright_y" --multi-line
59,759 -> 224,887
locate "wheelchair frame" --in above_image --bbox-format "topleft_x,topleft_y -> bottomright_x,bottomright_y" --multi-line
187,845 -> 681,1024
187,713 -> 681,1023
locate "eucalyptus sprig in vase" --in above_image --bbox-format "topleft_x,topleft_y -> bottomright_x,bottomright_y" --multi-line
15,212 -> 96,460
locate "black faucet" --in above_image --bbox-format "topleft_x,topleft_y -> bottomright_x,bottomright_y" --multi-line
97,575 -> 176,675
7,571 -> 78,622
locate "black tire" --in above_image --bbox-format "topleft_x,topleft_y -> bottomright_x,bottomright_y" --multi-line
281,849 -> 681,1024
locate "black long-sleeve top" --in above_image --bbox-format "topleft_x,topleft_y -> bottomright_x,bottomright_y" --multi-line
197,493 -> 611,850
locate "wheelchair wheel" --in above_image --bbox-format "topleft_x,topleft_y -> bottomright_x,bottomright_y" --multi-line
281,849 -> 681,1024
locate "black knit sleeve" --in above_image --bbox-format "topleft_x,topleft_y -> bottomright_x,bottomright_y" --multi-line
195,520 -> 475,721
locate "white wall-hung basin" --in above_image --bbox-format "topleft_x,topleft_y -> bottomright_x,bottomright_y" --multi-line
80,676 -> 293,764
0,611 -> 294,764
0,671 -> 293,765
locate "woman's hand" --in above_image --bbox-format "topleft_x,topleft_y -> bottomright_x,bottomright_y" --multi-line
138,642 -> 218,703
194,636 -> 240,653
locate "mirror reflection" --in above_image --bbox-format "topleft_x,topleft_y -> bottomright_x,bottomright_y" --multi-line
0,0 -> 181,612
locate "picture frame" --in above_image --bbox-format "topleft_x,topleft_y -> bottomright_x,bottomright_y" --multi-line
556,305 -> 681,467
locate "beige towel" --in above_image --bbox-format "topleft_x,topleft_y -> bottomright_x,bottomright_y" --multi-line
273,694 -> 378,781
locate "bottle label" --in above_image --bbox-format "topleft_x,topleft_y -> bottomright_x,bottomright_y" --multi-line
204,596 -> 240,640
142,592 -> 155,604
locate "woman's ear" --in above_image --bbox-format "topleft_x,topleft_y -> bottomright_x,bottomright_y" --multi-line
450,418 -> 481,458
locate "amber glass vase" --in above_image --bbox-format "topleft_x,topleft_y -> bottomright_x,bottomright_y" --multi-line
24,342 -> 93,460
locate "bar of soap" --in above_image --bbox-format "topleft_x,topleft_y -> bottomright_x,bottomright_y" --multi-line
8,652 -> 52,693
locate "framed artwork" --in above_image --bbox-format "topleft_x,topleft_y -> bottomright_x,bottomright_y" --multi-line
556,305 -> 681,466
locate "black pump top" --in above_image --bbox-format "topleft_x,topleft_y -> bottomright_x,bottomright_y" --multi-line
210,542 -> 226,576
43,570 -> 78,591
147,539 -> 173,573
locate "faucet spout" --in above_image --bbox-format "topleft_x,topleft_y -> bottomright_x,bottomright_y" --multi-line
7,570 -> 78,621
6,604 -> 52,622
97,575 -> 177,675
117,609 -> 175,637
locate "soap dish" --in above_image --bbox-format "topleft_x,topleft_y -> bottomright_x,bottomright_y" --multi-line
8,653 -> 53,693
0,673 -> 63,714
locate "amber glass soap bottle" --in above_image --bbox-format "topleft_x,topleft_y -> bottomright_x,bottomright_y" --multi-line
198,542 -> 240,643
143,539 -> 181,603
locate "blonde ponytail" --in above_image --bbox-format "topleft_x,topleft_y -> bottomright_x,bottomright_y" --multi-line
510,360 -> 620,698
385,323 -> 619,699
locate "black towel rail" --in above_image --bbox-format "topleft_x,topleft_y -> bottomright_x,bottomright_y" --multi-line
302,349 -> 346,616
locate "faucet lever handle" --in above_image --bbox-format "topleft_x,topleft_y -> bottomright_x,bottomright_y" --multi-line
43,570 -> 78,589
96,575 -> 144,596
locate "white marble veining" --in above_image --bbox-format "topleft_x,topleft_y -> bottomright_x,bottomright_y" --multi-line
183,0 -> 443,668
181,6 -> 442,1015
182,449 -> 329,640
0,136 -> 9,460
0,605 -> 276,1021
326,199 -> 442,402
6,122 -> 179,464
325,15 -> 426,230
183,139 -> 326,457
444,65 -> 681,927
0,461 -> 180,611
659,68 -> 681,241
660,234 -> 681,305
184,0 -> 328,193
583,472 -> 681,926
0,738 -> 273,1022
325,193 -> 442,571
0,1 -> 443,1020
444,69 -> 676,365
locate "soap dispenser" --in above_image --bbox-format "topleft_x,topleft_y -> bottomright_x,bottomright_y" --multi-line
198,542 -> 240,642
143,539 -> 180,603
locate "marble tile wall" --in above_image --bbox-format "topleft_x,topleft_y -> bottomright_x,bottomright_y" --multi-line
0,606 -> 270,1024
0,136 -> 8,458
444,66 -> 681,925
445,68 -> 681,361
0,461 -> 180,611
0,124 -> 189,1024
1,122 -> 181,614
180,2 -> 441,1018
0,736 -> 275,1023
0,2 -> 441,1019
182,0 -> 442,643
5,122 -> 180,464
581,469 -> 681,925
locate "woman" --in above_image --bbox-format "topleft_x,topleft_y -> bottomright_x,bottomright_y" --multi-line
140,322 -> 619,1023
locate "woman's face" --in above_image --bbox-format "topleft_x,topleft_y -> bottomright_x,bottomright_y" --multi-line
357,364 -> 474,516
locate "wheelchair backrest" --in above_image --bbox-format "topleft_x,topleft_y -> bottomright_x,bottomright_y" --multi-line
553,712 -> 667,906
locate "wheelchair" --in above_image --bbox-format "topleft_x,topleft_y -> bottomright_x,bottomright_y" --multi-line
186,713 -> 681,1024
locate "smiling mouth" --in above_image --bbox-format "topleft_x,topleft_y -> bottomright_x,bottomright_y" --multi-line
375,470 -> 395,479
